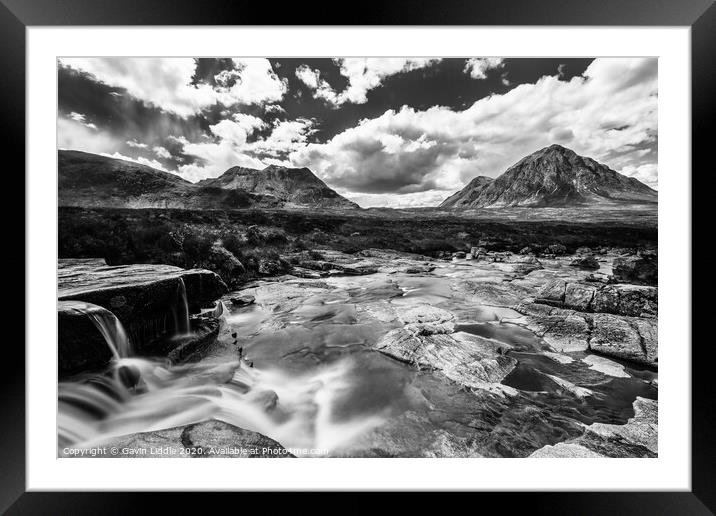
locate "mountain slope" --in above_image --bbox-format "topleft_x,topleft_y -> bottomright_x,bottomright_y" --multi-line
197,164 -> 358,209
439,144 -> 657,208
58,150 -> 358,210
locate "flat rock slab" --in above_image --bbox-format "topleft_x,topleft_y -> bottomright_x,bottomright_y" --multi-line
59,259 -> 227,314
58,259 -> 226,348
513,301 -> 657,367
529,442 -> 604,458
374,328 -> 517,393
586,397 -> 658,454
67,420 -> 293,458
528,397 -> 657,458
590,313 -> 658,366
537,279 -> 657,318
398,305 -> 456,335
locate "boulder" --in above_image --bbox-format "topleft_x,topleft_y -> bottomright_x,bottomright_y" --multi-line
613,254 -> 657,285
58,300 -> 115,377
514,255 -> 541,264
76,420 -> 293,458
230,294 -> 256,307
570,255 -> 600,270
258,258 -> 285,276
404,265 -> 436,274
196,244 -> 245,284
546,244 -> 567,255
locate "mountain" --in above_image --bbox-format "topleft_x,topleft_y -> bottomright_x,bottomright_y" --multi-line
439,144 -> 657,208
196,164 -> 358,209
58,150 -> 358,210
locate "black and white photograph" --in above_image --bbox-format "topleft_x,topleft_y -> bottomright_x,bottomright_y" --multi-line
56,56 -> 659,459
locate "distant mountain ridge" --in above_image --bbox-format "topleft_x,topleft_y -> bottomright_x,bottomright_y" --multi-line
197,164 -> 358,208
439,144 -> 657,208
58,150 -> 358,210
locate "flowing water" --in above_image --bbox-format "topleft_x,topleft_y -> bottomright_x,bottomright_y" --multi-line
171,277 -> 191,337
58,259 -> 657,457
72,301 -> 132,359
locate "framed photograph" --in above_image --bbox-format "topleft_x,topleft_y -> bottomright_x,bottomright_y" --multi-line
5,0 -> 712,511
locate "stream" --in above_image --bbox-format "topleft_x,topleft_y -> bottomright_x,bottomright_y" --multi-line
58,256 -> 657,457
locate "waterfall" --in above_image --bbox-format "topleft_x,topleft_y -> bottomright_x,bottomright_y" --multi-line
172,277 -> 191,337
82,304 -> 132,359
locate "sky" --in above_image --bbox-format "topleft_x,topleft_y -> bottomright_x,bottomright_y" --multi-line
57,57 -> 658,208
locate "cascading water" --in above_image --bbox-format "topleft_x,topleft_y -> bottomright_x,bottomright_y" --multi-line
57,354 -> 383,455
74,302 -> 132,359
58,263 -> 658,458
171,277 -> 191,337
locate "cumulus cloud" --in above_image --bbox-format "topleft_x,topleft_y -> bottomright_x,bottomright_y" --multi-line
248,118 -> 316,157
59,58 -> 287,117
289,58 -> 658,205
214,59 -> 288,106
296,58 -> 441,107
174,116 -> 315,182
463,58 -> 504,79
152,146 -> 171,159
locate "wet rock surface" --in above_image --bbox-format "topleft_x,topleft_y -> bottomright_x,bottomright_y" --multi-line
60,247 -> 658,459
74,420 -> 293,458
58,258 -> 227,355
375,328 -> 518,393
58,259 -> 227,314
529,397 -> 657,458
514,302 -> 657,366
58,301 -> 116,376
536,279 -> 657,318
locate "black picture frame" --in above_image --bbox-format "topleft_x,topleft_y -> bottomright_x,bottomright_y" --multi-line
3,0 -> 711,512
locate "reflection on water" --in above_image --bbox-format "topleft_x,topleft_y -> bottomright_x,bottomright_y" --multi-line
58,263 -> 657,457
